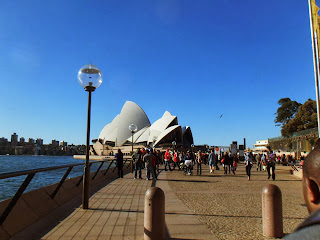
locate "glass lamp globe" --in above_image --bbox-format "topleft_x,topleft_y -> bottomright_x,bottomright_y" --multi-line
172,141 -> 176,146
78,64 -> 102,90
191,144 -> 194,147
128,124 -> 137,132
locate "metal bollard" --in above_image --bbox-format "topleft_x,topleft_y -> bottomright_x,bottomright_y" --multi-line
144,187 -> 165,240
262,184 -> 283,238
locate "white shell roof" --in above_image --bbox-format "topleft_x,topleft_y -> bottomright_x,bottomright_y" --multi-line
99,101 -> 191,147
147,111 -> 177,144
126,127 -> 150,143
98,101 -> 151,146
136,127 -> 150,142
153,125 -> 181,147
127,110 -> 178,145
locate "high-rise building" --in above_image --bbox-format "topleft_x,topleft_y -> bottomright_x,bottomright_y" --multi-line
28,138 -> 35,144
36,138 -> 43,145
0,137 -> 8,144
19,137 -> 25,143
11,133 -> 18,145
52,140 -> 59,146
60,141 -> 67,147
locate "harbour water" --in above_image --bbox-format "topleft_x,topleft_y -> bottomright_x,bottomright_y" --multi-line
0,155 -> 113,202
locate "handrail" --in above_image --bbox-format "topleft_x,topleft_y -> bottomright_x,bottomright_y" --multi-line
0,156 -> 132,227
0,163 -> 85,180
0,157 -> 132,180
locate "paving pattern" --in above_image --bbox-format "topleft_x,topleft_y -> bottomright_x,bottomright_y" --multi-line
26,163 -> 307,240
41,170 -> 215,240
42,177 -> 149,240
166,163 -> 308,240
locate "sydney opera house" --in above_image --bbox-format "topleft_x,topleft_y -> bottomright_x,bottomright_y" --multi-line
91,101 -> 193,155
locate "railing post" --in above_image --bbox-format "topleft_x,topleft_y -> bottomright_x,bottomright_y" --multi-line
76,163 -> 93,186
0,173 -> 35,226
144,187 -> 165,240
92,161 -> 104,180
103,160 -> 114,175
113,159 -> 118,173
262,184 -> 283,238
51,166 -> 73,199
123,158 -> 128,168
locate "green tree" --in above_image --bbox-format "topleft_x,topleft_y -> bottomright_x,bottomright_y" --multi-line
281,99 -> 317,136
281,116 -> 303,137
275,98 -> 301,127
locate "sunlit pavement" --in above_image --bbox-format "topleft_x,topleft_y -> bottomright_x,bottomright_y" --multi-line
166,163 -> 307,240
17,163 -> 305,240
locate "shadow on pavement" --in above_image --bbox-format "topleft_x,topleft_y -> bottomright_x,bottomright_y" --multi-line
252,179 -> 301,182
84,207 -> 306,221
157,179 -> 210,183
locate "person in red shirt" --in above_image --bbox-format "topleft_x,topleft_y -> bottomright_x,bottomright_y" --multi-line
173,151 -> 180,170
164,149 -> 172,171
232,154 -> 238,174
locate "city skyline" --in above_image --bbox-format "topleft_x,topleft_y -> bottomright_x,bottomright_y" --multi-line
0,132 -> 72,146
0,0 -> 317,149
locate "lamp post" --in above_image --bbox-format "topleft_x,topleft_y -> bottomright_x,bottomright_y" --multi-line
129,124 -> 137,173
152,136 -> 157,148
191,144 -> 195,158
172,141 -> 176,151
78,64 -> 102,209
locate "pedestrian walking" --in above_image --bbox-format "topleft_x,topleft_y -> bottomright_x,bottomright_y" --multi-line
196,150 -> 202,175
245,152 -> 253,180
266,146 -> 276,180
151,149 -> 158,179
227,152 -> 232,174
208,149 -> 215,173
143,149 -> 156,180
184,151 -> 193,175
261,154 -> 266,171
154,150 -> 161,174
232,154 -> 238,174
179,151 -> 183,169
164,149 -> 172,171
223,152 -> 230,174
173,151 -> 180,170
115,149 -> 124,178
215,153 -> 219,170
133,148 -> 143,179
256,153 -> 262,171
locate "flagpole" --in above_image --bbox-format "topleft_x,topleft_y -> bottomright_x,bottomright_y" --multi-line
308,0 -> 320,138
314,31 -> 320,137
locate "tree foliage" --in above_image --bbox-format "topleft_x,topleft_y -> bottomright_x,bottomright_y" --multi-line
279,98 -> 317,137
274,98 -> 301,127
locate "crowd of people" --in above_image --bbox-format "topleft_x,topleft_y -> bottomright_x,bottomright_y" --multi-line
114,145 -> 318,238
113,145 -> 286,182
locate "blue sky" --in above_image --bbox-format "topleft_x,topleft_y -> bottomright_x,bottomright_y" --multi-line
0,0 -> 317,148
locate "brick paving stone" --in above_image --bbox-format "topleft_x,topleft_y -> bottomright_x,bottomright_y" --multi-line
15,162 -> 305,240
42,174 -> 151,240
166,163 -> 307,240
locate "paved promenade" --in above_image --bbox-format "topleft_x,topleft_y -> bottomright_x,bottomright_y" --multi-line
40,169 -> 214,240
166,164 -> 307,239
13,163 -> 306,239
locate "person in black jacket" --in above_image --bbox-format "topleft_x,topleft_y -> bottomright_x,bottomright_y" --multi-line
133,148 -> 143,179
115,149 -> 124,178
284,139 -> 320,239
223,152 -> 231,174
